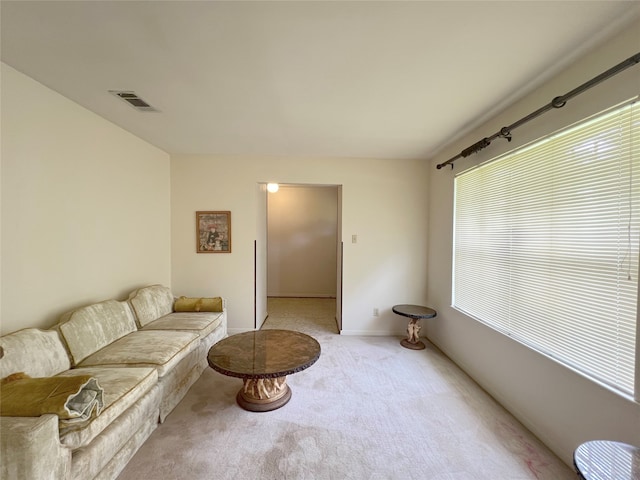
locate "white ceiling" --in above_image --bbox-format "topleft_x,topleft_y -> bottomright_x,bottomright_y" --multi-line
1,1 -> 639,160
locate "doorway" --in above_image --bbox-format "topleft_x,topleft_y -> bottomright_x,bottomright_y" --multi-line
256,183 -> 342,333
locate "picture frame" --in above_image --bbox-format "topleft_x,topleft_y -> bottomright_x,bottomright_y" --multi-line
196,211 -> 231,253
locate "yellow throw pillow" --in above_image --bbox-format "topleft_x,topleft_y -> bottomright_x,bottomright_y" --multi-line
174,296 -> 223,312
0,373 -> 104,421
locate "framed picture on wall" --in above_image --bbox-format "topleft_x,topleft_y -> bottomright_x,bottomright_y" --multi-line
196,211 -> 231,253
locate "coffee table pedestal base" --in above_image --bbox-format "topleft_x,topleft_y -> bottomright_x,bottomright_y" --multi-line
237,376 -> 291,412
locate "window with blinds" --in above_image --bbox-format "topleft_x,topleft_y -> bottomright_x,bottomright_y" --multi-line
453,100 -> 639,397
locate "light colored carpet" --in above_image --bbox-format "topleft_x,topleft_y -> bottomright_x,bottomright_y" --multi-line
117,298 -> 574,480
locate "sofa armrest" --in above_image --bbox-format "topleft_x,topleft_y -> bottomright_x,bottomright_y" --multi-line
0,414 -> 71,480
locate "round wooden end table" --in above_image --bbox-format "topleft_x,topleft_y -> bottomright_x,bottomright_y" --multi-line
573,440 -> 640,480
392,304 -> 437,350
207,329 -> 321,412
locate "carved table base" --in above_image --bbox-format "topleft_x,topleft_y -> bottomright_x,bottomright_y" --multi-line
400,319 -> 426,350
236,376 -> 291,412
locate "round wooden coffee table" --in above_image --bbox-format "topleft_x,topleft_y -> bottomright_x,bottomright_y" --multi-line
207,329 -> 321,412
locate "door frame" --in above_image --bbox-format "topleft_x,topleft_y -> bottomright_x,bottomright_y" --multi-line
255,182 -> 343,333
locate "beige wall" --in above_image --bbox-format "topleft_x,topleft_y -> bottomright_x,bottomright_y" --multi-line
0,63 -> 171,335
267,185 -> 338,297
170,154 -> 429,335
426,20 -> 640,467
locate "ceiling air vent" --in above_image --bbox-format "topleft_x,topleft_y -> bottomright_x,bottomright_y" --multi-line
108,90 -> 158,112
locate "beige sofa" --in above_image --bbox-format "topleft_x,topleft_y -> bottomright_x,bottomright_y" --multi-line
0,285 -> 227,480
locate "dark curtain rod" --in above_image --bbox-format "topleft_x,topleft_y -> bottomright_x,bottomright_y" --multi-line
436,51 -> 640,170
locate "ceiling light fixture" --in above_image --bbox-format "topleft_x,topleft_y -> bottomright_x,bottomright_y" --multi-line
267,183 -> 279,193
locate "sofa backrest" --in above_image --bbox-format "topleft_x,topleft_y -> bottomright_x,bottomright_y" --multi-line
128,285 -> 174,327
0,328 -> 71,378
57,300 -> 137,366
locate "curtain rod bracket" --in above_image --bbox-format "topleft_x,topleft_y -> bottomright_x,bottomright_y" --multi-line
498,127 -> 512,142
552,96 -> 567,108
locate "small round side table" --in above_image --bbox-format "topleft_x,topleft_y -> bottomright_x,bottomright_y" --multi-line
392,304 -> 437,350
573,440 -> 640,480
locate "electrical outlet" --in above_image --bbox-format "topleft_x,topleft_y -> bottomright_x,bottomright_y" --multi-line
373,307 -> 379,317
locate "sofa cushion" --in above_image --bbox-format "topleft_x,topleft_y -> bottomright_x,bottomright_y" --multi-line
128,285 -> 174,327
69,383 -> 160,480
0,328 -> 70,378
76,331 -> 200,378
56,366 -> 157,449
140,312 -> 224,339
58,300 -> 138,366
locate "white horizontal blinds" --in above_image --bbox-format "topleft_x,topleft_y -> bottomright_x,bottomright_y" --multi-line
453,101 -> 639,396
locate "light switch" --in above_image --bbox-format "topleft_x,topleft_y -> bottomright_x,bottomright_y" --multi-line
352,234 -> 357,244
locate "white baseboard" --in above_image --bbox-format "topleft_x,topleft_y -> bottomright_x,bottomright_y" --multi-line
267,294 -> 335,298
340,329 -> 404,336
